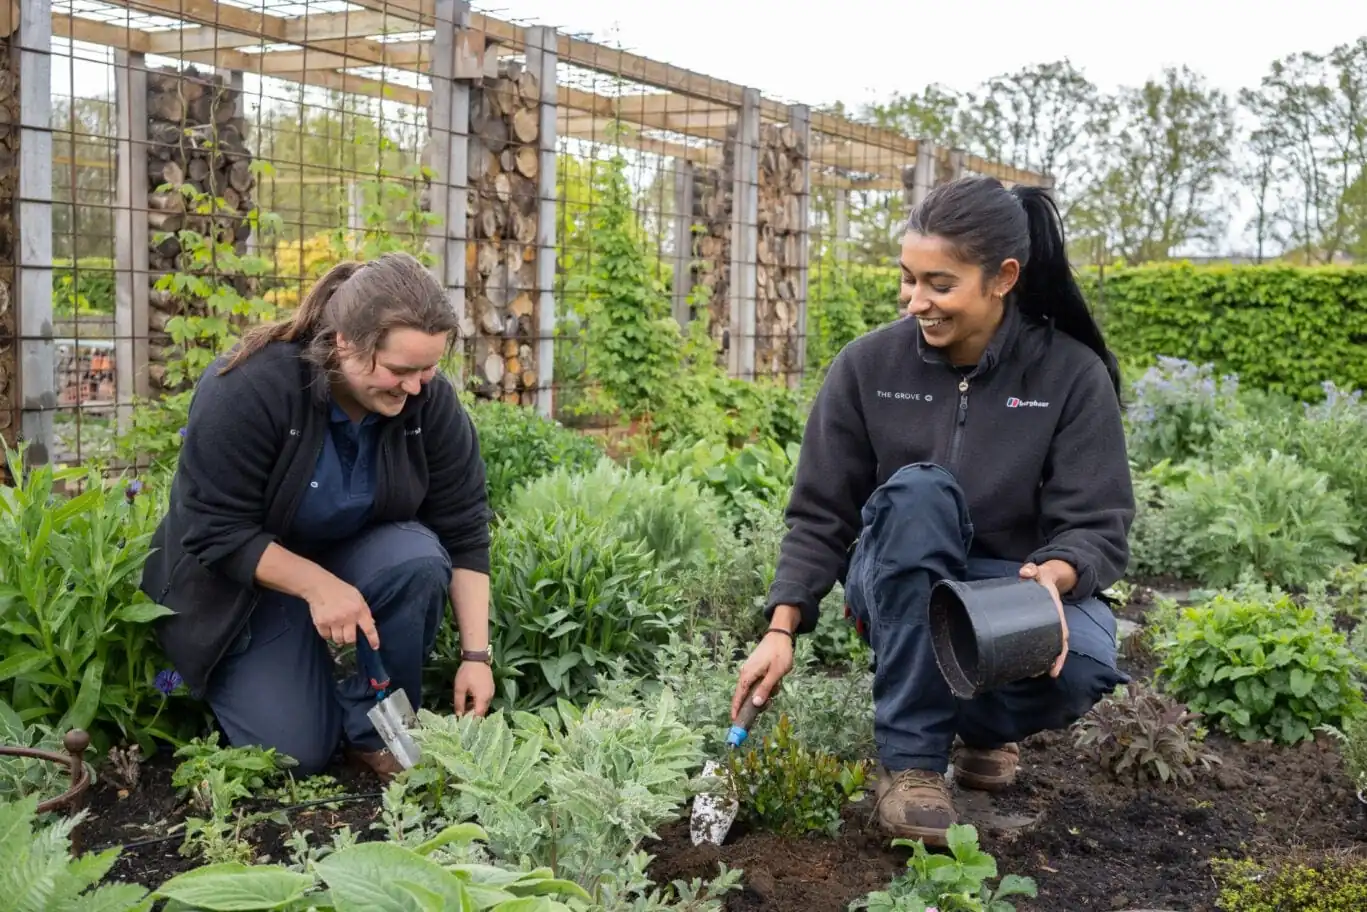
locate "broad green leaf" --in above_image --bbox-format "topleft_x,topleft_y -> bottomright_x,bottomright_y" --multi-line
412,823 -> 488,856
0,649 -> 51,682
315,843 -> 479,912
153,863 -> 316,910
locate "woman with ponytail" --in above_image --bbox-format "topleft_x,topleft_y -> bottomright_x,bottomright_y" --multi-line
141,251 -> 495,780
731,176 -> 1134,845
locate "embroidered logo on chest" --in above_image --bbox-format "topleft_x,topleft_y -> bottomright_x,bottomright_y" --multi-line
1005,397 -> 1049,409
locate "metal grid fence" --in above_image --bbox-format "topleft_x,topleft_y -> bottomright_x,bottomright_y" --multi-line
1,0 -> 1050,468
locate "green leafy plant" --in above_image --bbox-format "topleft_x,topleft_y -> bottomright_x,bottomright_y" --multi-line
1214,856 -> 1367,911
0,699 -> 76,803
1078,261 -> 1367,402
505,459 -> 731,574
726,713 -> 868,838
466,397 -> 605,517
1072,681 -> 1221,785
171,732 -> 296,806
0,449 -> 208,754
1123,356 -> 1240,469
479,505 -> 687,708
634,437 -> 798,528
1160,451 -> 1357,589
851,823 -> 1038,912
1155,591 -> 1367,744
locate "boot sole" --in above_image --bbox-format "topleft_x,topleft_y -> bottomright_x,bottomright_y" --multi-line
954,768 -> 1016,791
879,820 -> 951,847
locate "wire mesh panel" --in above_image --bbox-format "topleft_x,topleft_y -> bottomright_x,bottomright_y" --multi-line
9,0 -> 1050,470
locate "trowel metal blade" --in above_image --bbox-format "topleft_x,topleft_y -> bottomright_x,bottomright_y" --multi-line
690,759 -> 739,846
366,686 -> 422,770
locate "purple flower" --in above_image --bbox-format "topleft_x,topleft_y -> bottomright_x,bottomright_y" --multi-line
155,669 -> 183,695
125,479 -> 144,503
179,427 -> 187,438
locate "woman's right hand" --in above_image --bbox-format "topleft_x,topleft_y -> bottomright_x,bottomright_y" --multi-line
731,608 -> 800,721
304,573 -> 380,649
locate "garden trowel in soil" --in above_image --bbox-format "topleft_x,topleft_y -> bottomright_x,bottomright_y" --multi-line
357,638 -> 422,770
690,689 -> 768,846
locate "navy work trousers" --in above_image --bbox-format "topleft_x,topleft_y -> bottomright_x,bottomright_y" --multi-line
844,463 -> 1128,774
204,521 -> 451,773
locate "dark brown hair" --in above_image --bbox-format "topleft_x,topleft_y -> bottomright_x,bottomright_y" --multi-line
905,175 -> 1121,400
221,251 -> 457,375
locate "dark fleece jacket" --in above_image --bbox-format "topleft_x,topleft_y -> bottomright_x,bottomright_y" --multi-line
139,341 -> 492,697
766,304 -> 1135,634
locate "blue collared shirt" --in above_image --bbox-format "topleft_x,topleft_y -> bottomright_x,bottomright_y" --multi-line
287,400 -> 381,554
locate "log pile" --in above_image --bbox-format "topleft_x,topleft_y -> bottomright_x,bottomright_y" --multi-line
144,65 -> 257,394
688,120 -> 806,377
462,59 -> 542,406
753,122 -> 805,381
0,32 -> 18,457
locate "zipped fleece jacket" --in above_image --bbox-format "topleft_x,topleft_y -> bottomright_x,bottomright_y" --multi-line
766,304 -> 1135,634
139,341 -> 493,698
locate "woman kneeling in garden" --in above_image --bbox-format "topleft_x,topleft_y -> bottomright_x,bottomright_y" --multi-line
140,251 -> 496,780
733,176 -> 1133,847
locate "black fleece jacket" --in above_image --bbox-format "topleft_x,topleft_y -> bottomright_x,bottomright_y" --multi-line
139,341 -> 492,697
767,304 -> 1135,634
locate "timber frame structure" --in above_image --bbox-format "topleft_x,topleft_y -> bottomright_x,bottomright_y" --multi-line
3,0 -> 1051,468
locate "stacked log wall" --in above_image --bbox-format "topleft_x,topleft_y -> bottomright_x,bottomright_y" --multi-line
690,138 -> 732,355
0,28 -> 16,454
462,57 -> 541,405
753,122 -> 805,380
144,65 -> 256,394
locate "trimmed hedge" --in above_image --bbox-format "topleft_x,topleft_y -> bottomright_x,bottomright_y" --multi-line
1080,262 -> 1367,401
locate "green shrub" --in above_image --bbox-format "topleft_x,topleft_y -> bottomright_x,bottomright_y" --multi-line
466,398 -> 604,517
1155,592 -> 1367,744
53,257 -> 116,315
727,714 -> 868,838
1080,262 -> 1367,401
634,438 -> 798,527
1160,451 -> 1357,589
483,505 -> 687,709
1127,460 -> 1203,581
1205,383 -> 1367,557
1124,356 -> 1241,469
0,450 -> 208,754
505,459 -> 730,574
1215,857 -> 1367,911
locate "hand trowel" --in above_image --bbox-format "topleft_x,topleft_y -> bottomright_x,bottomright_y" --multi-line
689,686 -> 768,846
357,637 -> 422,769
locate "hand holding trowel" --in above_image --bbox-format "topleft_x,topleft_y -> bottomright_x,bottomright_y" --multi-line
356,636 -> 422,770
689,681 -> 769,846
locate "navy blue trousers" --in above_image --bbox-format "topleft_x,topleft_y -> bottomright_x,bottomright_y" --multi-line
845,463 -> 1128,774
204,521 -> 451,773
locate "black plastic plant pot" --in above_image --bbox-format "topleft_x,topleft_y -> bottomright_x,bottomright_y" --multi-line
928,577 -> 1063,700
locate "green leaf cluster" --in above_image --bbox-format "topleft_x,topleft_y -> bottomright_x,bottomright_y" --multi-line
466,398 -> 606,518
1214,857 -> 1367,912
852,823 -> 1037,912
1079,262 -> 1367,401
1155,592 -> 1367,744
1072,680 -> 1221,786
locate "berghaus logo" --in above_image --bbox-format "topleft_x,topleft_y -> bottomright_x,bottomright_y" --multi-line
1006,397 -> 1049,408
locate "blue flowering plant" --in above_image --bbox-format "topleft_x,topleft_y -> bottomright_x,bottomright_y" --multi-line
1124,356 -> 1240,470
0,446 -> 207,755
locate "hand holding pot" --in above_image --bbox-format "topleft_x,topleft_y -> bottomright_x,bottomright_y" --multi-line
1019,561 -> 1072,678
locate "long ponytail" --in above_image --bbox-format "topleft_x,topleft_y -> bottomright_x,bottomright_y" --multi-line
220,261 -> 362,373
1009,185 -> 1122,400
904,175 -> 1122,402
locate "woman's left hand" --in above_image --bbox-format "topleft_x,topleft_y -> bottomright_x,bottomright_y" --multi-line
453,661 -> 494,717
1019,560 -> 1072,678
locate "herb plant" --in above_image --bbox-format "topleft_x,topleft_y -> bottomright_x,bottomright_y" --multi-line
465,397 -> 605,517
852,823 -> 1038,912
1155,592 -> 1367,744
726,714 -> 869,838
1072,681 -> 1221,786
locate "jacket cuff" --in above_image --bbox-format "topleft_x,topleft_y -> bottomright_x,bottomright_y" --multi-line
217,532 -> 277,588
449,545 -> 491,576
1026,548 -> 1097,601
764,580 -> 821,635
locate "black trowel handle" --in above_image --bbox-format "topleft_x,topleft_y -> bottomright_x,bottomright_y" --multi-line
357,637 -> 390,697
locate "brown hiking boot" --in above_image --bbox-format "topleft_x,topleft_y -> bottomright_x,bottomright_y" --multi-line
873,766 -> 956,846
345,746 -> 404,783
953,741 -> 1019,791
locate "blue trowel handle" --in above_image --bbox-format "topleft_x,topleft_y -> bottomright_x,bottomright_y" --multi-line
356,637 -> 390,698
726,689 -> 767,748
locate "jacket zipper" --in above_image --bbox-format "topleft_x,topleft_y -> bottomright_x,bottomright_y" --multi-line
947,375 -> 970,470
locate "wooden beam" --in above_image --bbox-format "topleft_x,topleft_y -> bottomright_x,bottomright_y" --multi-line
18,0 -> 54,465
426,0 -> 468,336
729,87 -> 759,380
113,49 -> 150,431
790,104 -> 811,377
671,160 -> 695,328
525,25 -> 558,418
53,13 -> 152,53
